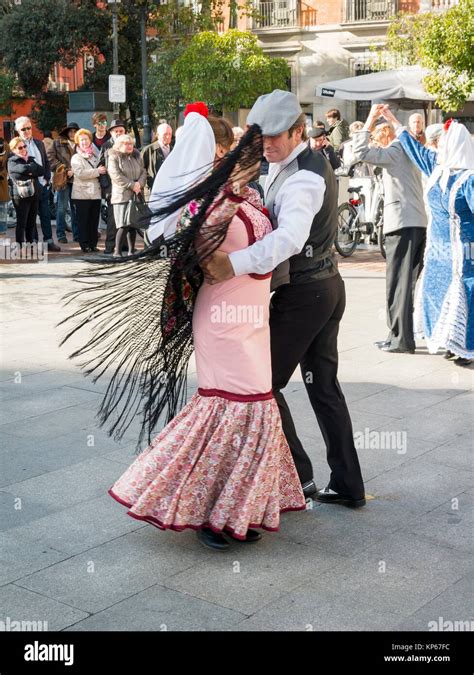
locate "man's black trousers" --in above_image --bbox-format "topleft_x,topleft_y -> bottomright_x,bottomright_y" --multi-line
270,273 -> 365,500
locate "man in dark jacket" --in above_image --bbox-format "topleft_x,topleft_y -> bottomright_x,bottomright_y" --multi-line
308,127 -> 341,170
140,122 -> 173,197
47,122 -> 79,243
98,119 -> 127,254
14,116 -> 60,251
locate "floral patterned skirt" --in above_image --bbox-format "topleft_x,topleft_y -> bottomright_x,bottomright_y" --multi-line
109,392 -> 306,540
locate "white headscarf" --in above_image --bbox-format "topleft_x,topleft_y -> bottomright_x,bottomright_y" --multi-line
436,121 -> 474,193
147,112 -> 216,241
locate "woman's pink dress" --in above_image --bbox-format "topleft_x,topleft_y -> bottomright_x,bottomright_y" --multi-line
108,189 -> 306,539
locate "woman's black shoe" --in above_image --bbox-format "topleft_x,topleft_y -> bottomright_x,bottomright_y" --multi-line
196,527 -> 230,551
227,528 -> 262,543
454,357 -> 472,367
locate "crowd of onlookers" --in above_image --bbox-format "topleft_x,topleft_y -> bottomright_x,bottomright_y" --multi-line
0,113 -> 173,256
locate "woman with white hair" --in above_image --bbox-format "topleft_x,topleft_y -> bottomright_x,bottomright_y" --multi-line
382,106 -> 474,366
107,134 -> 147,257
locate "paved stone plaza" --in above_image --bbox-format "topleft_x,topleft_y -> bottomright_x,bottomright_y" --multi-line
0,248 -> 472,632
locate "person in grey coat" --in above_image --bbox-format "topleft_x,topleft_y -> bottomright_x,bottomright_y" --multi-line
352,103 -> 427,353
107,134 -> 147,257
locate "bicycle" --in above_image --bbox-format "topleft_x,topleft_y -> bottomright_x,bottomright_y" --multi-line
335,170 -> 386,258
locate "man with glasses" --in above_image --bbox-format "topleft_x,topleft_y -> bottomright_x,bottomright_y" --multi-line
92,113 -> 111,152
14,116 -> 61,251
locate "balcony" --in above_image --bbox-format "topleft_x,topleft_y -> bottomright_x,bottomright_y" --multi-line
344,0 -> 397,23
253,1 -> 317,30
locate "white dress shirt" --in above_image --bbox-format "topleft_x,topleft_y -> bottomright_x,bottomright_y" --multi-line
229,142 -> 326,277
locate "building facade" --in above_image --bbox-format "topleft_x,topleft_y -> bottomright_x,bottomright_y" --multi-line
249,0 -> 464,124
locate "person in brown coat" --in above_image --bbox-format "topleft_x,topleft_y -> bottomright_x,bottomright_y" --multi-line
107,134 -> 147,257
47,122 -> 79,243
0,137 -> 9,233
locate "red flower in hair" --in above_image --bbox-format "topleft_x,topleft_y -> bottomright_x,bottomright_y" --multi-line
184,102 -> 209,118
444,118 -> 453,131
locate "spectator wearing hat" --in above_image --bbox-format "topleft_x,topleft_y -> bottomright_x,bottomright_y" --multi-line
92,112 -> 111,152
98,119 -> 128,254
308,127 -> 341,170
47,122 -> 79,243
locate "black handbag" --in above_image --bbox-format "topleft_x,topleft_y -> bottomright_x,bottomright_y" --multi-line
124,192 -> 152,229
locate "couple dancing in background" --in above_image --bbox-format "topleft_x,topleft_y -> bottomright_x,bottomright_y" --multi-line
60,93 -> 365,552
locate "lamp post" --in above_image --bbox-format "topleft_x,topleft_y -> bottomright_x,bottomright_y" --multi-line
107,0 -> 121,118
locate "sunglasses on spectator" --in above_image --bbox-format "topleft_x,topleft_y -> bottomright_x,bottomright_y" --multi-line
97,120 -> 107,126
17,144 -> 27,150
20,127 -> 32,132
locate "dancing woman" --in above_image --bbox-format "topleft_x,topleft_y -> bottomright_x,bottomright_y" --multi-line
381,107 -> 474,366
59,106 -> 305,550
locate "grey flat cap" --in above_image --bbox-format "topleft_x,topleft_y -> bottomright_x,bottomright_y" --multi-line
308,127 -> 326,139
247,90 -> 302,136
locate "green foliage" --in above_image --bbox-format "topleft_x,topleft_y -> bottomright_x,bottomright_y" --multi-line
386,0 -> 474,111
0,68 -> 14,116
173,30 -> 290,111
31,90 -> 68,132
148,45 -> 184,124
0,0 -> 109,96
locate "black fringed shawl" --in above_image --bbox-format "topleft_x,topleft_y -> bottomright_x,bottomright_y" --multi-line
58,124 -> 263,451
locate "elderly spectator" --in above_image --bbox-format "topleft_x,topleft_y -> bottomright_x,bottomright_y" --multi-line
47,122 -> 79,244
308,127 -> 341,170
338,121 -> 374,177
352,104 -> 427,354
325,108 -> 350,151
140,122 -> 173,196
0,137 -> 9,234
231,126 -> 244,150
424,123 -> 444,151
408,113 -> 426,146
71,128 -> 107,253
14,116 -> 60,251
7,136 -> 44,246
92,112 -> 111,152
107,134 -> 147,257
97,119 -> 127,254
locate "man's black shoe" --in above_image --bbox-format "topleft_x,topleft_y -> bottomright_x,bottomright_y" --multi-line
454,357 -> 473,367
374,340 -> 391,349
103,249 -> 114,255
58,237 -> 68,244
301,480 -> 318,499
46,242 -> 61,252
316,486 -> 366,508
227,528 -> 262,543
380,345 -> 415,354
196,527 -> 230,551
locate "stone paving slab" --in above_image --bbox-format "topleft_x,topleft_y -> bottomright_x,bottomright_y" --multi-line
0,257 -> 472,632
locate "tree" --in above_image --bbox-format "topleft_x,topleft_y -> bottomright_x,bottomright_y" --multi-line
0,68 -> 14,116
173,30 -> 290,112
385,0 -> 474,112
0,0 -> 109,97
31,91 -> 68,133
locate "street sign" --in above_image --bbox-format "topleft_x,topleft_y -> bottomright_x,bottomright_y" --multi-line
108,75 -> 126,103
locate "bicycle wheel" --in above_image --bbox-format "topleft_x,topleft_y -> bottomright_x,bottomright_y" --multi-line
335,202 -> 359,257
